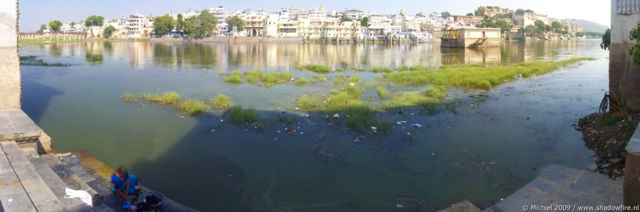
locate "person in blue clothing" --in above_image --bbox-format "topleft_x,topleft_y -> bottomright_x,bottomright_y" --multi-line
110,167 -> 138,202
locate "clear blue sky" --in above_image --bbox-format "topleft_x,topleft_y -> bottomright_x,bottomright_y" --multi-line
19,0 -> 610,32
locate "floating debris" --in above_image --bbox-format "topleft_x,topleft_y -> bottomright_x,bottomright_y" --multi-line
396,121 -> 407,125
333,113 -> 340,118
370,126 -> 377,133
353,136 -> 364,143
412,123 -> 423,128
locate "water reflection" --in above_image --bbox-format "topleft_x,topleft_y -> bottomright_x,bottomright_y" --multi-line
30,40 -> 590,71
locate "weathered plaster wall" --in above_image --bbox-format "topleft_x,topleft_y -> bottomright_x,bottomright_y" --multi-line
0,0 -> 20,111
610,0 -> 640,111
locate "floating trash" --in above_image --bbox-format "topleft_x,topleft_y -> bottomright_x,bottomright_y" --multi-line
333,113 -> 340,118
220,119 -> 224,122
370,126 -> 377,133
276,130 -> 282,133
412,123 -> 423,128
300,132 -> 304,135
396,121 -> 407,125
285,128 -> 293,133
353,136 -> 364,143
210,129 -> 216,132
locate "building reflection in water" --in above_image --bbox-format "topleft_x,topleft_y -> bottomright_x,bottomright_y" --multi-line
27,40 -> 585,71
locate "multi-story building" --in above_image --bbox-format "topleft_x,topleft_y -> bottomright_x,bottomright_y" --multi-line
478,6 -> 514,17
127,13 -> 153,37
241,13 -> 267,36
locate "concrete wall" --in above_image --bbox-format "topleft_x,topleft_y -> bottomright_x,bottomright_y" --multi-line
610,0 -> 640,111
0,0 -> 20,111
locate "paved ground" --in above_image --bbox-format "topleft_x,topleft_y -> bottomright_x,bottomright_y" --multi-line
484,164 -> 623,212
0,110 -> 41,141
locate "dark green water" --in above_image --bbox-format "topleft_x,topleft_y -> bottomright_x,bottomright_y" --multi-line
20,40 -> 607,211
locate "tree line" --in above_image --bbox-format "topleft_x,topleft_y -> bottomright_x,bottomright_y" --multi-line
153,11 -> 246,38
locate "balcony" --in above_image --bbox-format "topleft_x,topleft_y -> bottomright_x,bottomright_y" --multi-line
617,0 -> 640,14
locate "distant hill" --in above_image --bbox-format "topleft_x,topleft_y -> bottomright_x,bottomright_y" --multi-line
563,19 -> 609,33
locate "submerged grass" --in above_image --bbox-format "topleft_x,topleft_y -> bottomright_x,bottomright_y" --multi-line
383,57 -> 595,90
229,106 -> 258,125
376,87 -> 389,99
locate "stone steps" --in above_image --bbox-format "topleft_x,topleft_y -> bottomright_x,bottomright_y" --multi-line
0,141 -> 117,212
0,142 -> 64,211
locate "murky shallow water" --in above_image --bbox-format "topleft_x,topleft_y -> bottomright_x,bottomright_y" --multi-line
20,40 -> 607,211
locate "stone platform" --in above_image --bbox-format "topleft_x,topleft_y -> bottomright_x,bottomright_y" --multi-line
441,164 -> 623,212
0,110 -> 41,142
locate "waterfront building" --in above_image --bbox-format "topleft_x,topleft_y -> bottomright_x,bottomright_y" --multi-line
127,13 -> 153,38
441,28 -> 501,48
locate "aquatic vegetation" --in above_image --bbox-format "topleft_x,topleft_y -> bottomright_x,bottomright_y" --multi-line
383,90 -> 442,108
246,70 -> 264,84
376,87 -> 389,99
160,92 -> 181,105
383,57 -> 595,90
353,67 -> 367,72
19,55 -> 69,67
120,92 -> 136,103
335,67 -> 345,72
424,86 -> 447,98
333,73 -> 346,86
178,99 -> 209,115
263,72 -> 293,87
372,66 -> 391,73
229,106 -> 258,125
397,65 -> 409,72
224,71 -> 244,84
294,78 -> 307,86
277,113 -> 297,126
301,64 -> 331,74
210,94 -> 234,111
122,91 -> 234,115
311,74 -> 327,82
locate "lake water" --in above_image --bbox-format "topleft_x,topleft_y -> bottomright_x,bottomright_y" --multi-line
20,40 -> 608,211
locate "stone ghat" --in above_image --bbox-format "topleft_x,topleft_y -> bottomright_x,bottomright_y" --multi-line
439,164 -> 623,212
0,141 -> 197,212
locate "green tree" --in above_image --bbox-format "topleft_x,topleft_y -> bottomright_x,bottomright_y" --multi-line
153,15 -> 176,35
339,17 -> 352,23
184,16 -> 197,36
85,15 -> 105,27
575,31 -> 584,37
103,25 -> 116,38
185,11 -> 218,38
600,29 -> 610,50
474,7 -> 485,17
226,15 -> 244,32
466,12 -> 473,16
176,14 -> 185,33
70,22 -> 76,27
534,20 -> 546,33
551,21 -> 562,31
441,11 -> 451,17
360,17 -> 369,27
48,20 -> 63,32
38,24 -> 46,32
495,20 -> 511,33
416,12 -> 425,17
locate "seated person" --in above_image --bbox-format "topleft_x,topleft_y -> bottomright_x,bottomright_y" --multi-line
110,167 -> 138,202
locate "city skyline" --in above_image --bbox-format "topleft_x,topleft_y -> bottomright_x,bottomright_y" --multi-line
19,0 -> 610,32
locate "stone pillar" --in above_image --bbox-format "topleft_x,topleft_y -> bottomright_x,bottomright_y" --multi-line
610,0 -> 640,112
0,0 -> 20,111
